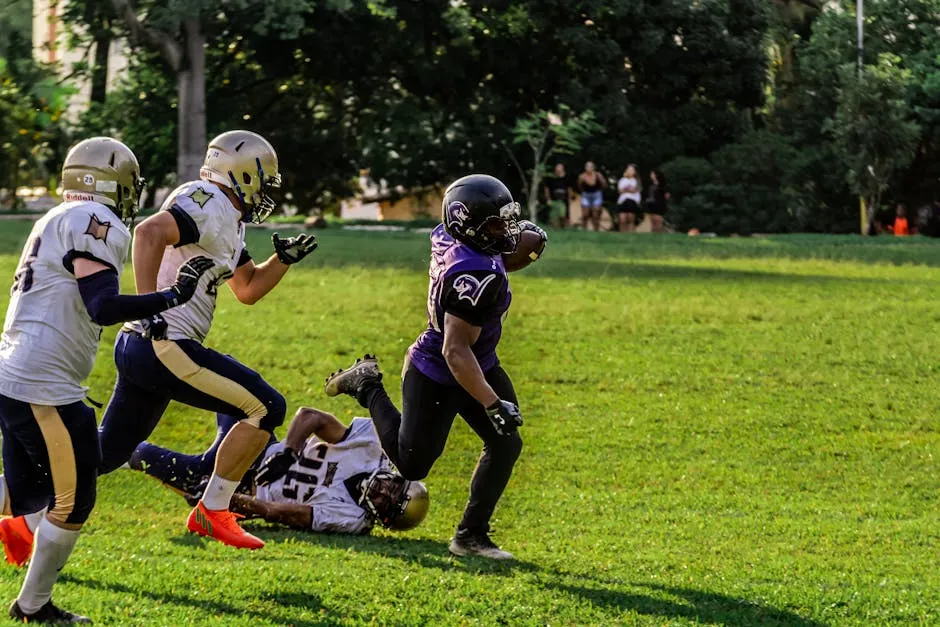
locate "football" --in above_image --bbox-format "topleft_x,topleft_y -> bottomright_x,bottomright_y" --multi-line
502,229 -> 546,272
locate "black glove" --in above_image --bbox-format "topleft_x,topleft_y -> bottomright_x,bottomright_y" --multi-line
255,447 -> 299,486
485,399 -> 523,436
166,256 -> 215,307
139,313 -> 168,341
518,220 -> 548,243
518,220 -> 547,258
273,232 -> 318,265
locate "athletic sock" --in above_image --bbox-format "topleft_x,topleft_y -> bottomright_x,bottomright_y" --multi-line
199,475 -> 240,511
16,519 -> 79,614
24,510 -> 45,534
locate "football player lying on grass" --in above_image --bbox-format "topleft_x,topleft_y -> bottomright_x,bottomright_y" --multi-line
129,407 -> 429,535
0,409 -> 429,566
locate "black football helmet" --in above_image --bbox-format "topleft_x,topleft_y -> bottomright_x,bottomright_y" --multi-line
441,174 -> 521,254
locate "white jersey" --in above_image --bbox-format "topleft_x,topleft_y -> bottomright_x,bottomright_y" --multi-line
256,417 -> 391,534
0,201 -> 130,405
129,180 -> 248,343
617,176 -> 641,205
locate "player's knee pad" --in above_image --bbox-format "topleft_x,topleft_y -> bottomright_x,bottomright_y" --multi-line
257,389 -> 287,433
491,432 -> 523,463
47,479 -> 96,526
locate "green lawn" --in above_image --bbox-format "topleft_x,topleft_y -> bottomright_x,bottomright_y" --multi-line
0,220 -> 937,625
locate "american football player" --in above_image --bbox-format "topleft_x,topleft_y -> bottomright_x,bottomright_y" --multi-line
0,138 -> 213,623
95,130 -> 318,550
128,407 -> 429,534
325,174 -> 545,560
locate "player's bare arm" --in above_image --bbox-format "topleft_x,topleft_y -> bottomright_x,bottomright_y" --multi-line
442,313 -> 499,407
132,212 -> 181,294
254,408 -> 348,486
230,494 -> 312,529
288,407 -> 347,447
227,232 -> 317,304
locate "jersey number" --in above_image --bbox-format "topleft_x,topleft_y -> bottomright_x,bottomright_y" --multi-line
281,443 -> 329,502
11,237 -> 41,294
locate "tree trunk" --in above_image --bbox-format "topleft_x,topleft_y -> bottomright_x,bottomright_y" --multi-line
90,33 -> 111,104
527,171 -> 541,224
177,19 -> 206,181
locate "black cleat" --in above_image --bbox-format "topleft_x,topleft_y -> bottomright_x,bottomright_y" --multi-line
324,354 -> 382,398
9,600 -> 91,624
449,530 -> 514,560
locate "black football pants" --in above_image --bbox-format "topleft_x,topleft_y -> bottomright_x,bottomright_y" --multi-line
361,362 -> 523,535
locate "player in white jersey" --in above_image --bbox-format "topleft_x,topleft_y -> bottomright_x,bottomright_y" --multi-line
0,138 -> 213,624
96,130 -> 318,550
127,408 -> 429,534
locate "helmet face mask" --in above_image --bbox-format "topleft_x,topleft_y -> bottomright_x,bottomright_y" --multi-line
442,175 -> 521,255
201,131 -> 280,224
358,470 -> 429,531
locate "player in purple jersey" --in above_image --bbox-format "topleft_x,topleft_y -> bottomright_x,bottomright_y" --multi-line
325,174 -> 546,560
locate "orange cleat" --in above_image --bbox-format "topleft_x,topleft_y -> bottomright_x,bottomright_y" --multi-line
0,516 -> 34,567
186,502 -> 264,550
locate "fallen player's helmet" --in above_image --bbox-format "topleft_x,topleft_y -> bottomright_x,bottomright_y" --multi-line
200,130 -> 281,224
441,174 -> 521,255
359,470 -> 429,531
62,137 -> 144,223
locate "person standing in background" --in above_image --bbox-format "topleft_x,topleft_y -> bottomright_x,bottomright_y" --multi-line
645,169 -> 669,233
577,162 -> 607,231
615,165 -> 642,233
542,163 -> 572,229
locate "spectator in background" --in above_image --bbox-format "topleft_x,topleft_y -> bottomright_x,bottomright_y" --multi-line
577,161 -> 607,231
892,203 -> 910,236
542,163 -> 572,228
615,164 -> 641,232
645,169 -> 669,233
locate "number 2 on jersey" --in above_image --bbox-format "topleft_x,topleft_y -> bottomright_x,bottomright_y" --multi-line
11,237 -> 41,294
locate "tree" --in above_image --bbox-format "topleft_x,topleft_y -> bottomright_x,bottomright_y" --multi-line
828,55 -> 921,234
104,0 -> 313,181
504,106 -> 602,222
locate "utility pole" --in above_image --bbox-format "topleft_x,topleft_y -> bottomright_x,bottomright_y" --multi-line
857,0 -> 867,234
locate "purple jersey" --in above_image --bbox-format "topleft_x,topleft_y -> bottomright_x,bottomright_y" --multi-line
408,225 -> 511,385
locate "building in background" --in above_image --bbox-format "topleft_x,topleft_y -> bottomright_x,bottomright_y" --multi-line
32,0 -> 128,115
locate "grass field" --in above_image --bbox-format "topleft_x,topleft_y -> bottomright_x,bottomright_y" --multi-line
0,220 -> 937,625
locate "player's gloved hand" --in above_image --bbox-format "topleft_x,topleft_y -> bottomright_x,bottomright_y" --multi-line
273,232 -> 318,265
485,399 -> 523,436
517,220 -> 547,259
139,313 -> 168,341
166,256 -> 215,307
518,220 -> 547,244
255,447 -> 299,486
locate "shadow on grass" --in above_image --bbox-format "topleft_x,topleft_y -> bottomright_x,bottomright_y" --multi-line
543,579 -> 827,626
267,531 -> 540,577
61,574 -> 342,627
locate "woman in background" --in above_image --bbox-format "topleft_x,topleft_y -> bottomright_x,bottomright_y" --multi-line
615,164 -> 641,232
577,161 -> 607,231
645,169 -> 669,233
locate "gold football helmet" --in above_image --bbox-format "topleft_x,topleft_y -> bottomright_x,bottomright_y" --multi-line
61,137 -> 143,222
359,470 -> 429,532
200,130 -> 281,223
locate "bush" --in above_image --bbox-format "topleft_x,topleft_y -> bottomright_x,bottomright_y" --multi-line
665,131 -> 804,235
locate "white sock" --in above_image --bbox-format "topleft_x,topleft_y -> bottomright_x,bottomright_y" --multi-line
199,475 -> 240,511
24,510 -> 46,534
0,476 -> 7,516
16,519 -> 79,614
